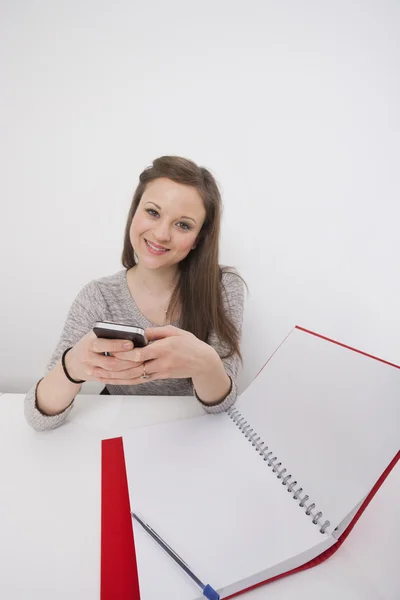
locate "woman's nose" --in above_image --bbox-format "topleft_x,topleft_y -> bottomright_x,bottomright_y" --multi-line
154,220 -> 171,242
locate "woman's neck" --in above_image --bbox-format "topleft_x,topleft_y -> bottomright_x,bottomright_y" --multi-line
129,263 -> 179,295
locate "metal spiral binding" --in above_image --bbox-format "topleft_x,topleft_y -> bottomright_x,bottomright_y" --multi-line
227,407 -> 331,535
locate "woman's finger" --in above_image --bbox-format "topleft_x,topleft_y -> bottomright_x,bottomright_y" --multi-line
95,375 -> 154,385
94,359 -> 164,384
94,357 -> 159,379
90,364 -> 144,380
145,325 -> 181,341
91,338 -> 134,354
95,371 -> 168,386
138,358 -> 161,375
94,354 -> 142,372
113,340 -> 168,363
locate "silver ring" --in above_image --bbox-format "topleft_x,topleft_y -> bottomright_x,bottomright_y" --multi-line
141,362 -> 150,380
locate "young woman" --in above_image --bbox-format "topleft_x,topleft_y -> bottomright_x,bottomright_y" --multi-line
24,156 -> 245,430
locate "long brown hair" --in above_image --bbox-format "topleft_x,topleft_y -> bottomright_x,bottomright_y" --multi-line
122,156 -> 243,360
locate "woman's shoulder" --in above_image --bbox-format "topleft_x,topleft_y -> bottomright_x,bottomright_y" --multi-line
219,265 -> 246,299
217,265 -> 246,330
77,269 -> 126,303
220,264 -> 244,285
90,269 -> 126,288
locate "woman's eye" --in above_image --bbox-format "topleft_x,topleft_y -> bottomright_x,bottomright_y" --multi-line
146,209 -> 159,217
177,222 -> 191,230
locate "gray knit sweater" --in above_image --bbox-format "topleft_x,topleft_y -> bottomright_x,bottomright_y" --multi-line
24,268 -> 244,431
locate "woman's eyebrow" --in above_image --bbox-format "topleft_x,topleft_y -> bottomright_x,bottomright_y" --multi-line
145,201 -> 197,224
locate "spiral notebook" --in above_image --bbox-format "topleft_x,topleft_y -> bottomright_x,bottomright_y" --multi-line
101,326 -> 400,600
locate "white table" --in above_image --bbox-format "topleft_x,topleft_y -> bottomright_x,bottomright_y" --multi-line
0,392 -> 399,600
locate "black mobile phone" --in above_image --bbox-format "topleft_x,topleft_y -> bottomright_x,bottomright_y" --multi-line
93,321 -> 148,347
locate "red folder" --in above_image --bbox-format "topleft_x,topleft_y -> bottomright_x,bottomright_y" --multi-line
101,435 -> 141,600
100,327 -> 400,599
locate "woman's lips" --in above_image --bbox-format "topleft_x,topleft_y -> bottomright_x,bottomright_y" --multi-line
144,239 -> 170,255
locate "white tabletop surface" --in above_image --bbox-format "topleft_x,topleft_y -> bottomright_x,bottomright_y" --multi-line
0,392 -> 399,600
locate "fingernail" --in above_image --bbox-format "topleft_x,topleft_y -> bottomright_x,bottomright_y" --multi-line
123,341 -> 133,349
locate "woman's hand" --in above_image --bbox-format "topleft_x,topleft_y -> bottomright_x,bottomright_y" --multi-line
65,331 -> 144,383
93,326 -> 216,385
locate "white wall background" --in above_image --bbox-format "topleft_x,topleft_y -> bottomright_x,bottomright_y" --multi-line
1,0 -> 399,395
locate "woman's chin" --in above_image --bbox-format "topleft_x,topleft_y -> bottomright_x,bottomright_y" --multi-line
137,254 -> 176,270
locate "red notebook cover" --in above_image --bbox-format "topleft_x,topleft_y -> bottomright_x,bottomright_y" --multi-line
100,327 -> 400,600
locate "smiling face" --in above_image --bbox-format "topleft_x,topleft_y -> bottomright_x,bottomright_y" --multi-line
129,177 -> 207,271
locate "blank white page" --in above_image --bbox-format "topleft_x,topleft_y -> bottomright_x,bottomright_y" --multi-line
235,327 -> 400,533
123,412 -> 328,600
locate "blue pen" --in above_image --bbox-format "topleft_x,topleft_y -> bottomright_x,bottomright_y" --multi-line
131,512 -> 220,600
